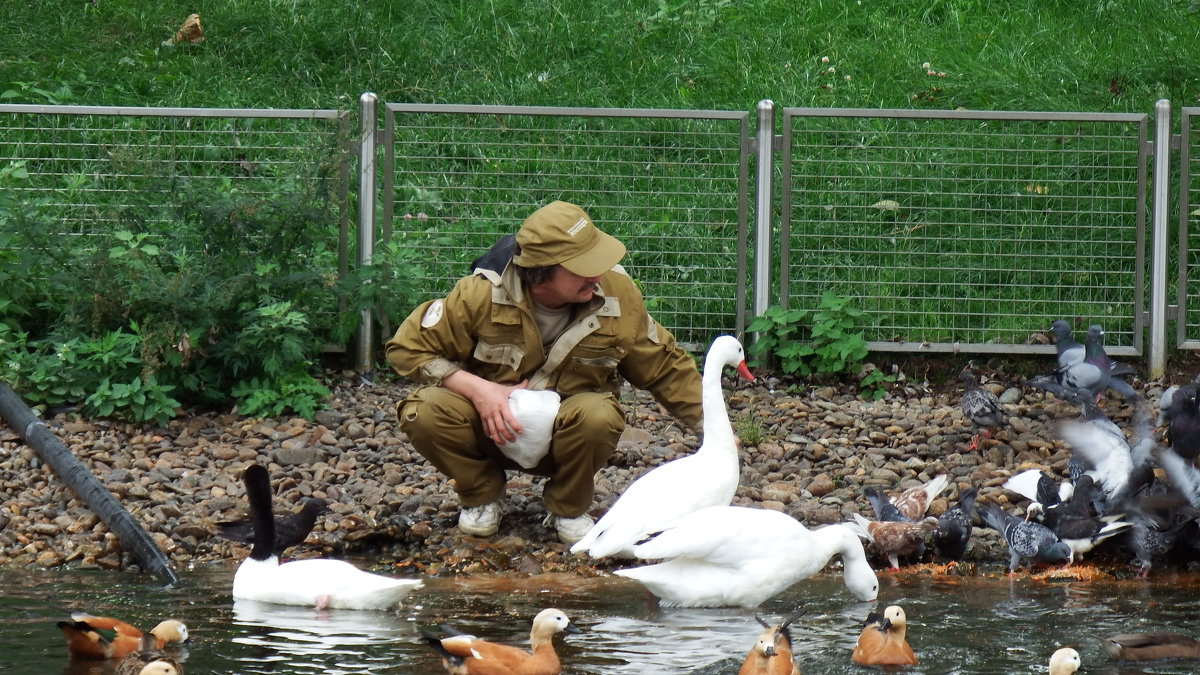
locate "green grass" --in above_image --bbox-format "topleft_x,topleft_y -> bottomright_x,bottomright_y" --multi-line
2,1 -> 1197,112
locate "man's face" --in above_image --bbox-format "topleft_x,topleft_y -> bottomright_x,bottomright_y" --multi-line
532,266 -> 601,308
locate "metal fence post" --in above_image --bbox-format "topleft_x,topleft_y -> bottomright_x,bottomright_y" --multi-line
1150,99 -> 1170,379
752,99 -> 775,329
355,92 -> 378,372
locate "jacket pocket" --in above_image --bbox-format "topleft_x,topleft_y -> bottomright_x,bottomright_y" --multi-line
474,336 -> 525,372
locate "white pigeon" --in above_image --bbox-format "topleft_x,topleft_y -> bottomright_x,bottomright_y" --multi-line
570,335 -> 753,559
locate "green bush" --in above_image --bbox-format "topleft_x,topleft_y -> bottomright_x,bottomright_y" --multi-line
747,292 -> 894,399
0,167 -> 422,422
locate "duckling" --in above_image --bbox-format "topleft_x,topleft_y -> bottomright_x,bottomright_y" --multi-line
420,608 -> 580,675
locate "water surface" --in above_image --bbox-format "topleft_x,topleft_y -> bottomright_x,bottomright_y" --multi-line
4,561 -> 1199,674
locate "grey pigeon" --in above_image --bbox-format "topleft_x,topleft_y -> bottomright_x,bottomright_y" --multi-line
1051,319 -> 1084,368
1027,323 -> 1139,401
935,486 -> 977,560
979,502 -> 1072,575
1058,388 -> 1157,509
1125,503 -> 1198,578
959,369 -> 1005,451
1166,383 -> 1200,461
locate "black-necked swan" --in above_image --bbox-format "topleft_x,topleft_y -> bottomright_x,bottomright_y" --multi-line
231,464 -> 422,610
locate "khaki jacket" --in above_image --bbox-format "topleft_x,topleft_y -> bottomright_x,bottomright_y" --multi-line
385,263 -> 702,429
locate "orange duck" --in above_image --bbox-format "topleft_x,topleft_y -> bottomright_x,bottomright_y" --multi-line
57,613 -> 188,660
420,608 -> 580,675
851,605 -> 917,667
739,609 -> 805,675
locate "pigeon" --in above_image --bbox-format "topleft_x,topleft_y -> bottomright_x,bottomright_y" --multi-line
1002,468 -> 1073,524
1051,320 -> 1084,367
934,486 -> 977,560
1046,476 -> 1132,561
216,496 -> 329,557
1026,324 -> 1139,401
1060,386 -> 1152,506
1165,383 -> 1200,461
1124,508 -> 1196,578
888,474 -> 949,521
959,369 -> 1005,451
846,513 -> 938,569
863,487 -> 912,523
1153,446 -> 1200,509
979,502 -> 1072,574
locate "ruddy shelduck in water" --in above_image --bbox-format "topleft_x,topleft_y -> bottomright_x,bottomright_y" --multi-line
420,608 -> 580,675
57,613 -> 188,660
851,605 -> 917,666
739,608 -> 805,675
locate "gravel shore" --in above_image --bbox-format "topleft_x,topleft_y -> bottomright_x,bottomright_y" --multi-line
0,362 -> 1173,581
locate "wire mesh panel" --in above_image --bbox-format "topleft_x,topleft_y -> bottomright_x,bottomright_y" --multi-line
781,108 -> 1148,355
0,104 -> 353,341
1179,107 -> 1200,349
382,103 -> 749,350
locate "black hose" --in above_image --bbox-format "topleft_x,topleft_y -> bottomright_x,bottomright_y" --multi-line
0,382 -> 180,585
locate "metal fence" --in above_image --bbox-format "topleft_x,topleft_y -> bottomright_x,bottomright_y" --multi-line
5,98 -> 1200,375
0,103 -> 354,343
781,107 -> 1149,356
1179,107 -> 1200,350
379,103 -> 750,350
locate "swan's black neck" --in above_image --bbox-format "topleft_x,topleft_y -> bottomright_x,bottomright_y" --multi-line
242,464 -> 276,561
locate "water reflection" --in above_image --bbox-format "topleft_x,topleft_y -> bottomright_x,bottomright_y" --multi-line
5,565 -> 1200,674
230,599 -> 409,673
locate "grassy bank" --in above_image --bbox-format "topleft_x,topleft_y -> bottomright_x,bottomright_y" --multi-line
2,1 -> 1197,113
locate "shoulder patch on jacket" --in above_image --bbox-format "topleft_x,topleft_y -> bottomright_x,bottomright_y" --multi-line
420,299 -> 445,328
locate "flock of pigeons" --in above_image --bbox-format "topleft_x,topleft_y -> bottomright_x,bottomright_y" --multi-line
52,322 -> 1200,674
949,321 -> 1200,579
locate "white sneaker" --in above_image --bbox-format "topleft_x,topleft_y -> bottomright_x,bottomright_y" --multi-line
544,513 -> 594,545
458,501 -> 501,536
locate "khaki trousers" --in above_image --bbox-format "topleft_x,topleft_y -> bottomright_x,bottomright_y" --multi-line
397,386 -> 625,517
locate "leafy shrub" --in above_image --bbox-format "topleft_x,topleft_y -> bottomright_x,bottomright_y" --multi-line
747,292 -> 894,399
0,169 -> 421,422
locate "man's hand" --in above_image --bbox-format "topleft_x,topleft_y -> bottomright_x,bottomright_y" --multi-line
442,372 -> 528,444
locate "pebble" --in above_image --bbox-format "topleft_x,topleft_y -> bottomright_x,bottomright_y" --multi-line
0,368 -> 1158,576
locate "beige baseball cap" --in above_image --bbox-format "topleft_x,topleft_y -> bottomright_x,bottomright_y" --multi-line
513,201 -> 626,277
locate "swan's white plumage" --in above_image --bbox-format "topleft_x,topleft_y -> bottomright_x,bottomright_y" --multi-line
570,335 -> 752,559
231,464 -> 422,611
613,505 -> 878,608
233,555 -> 422,610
